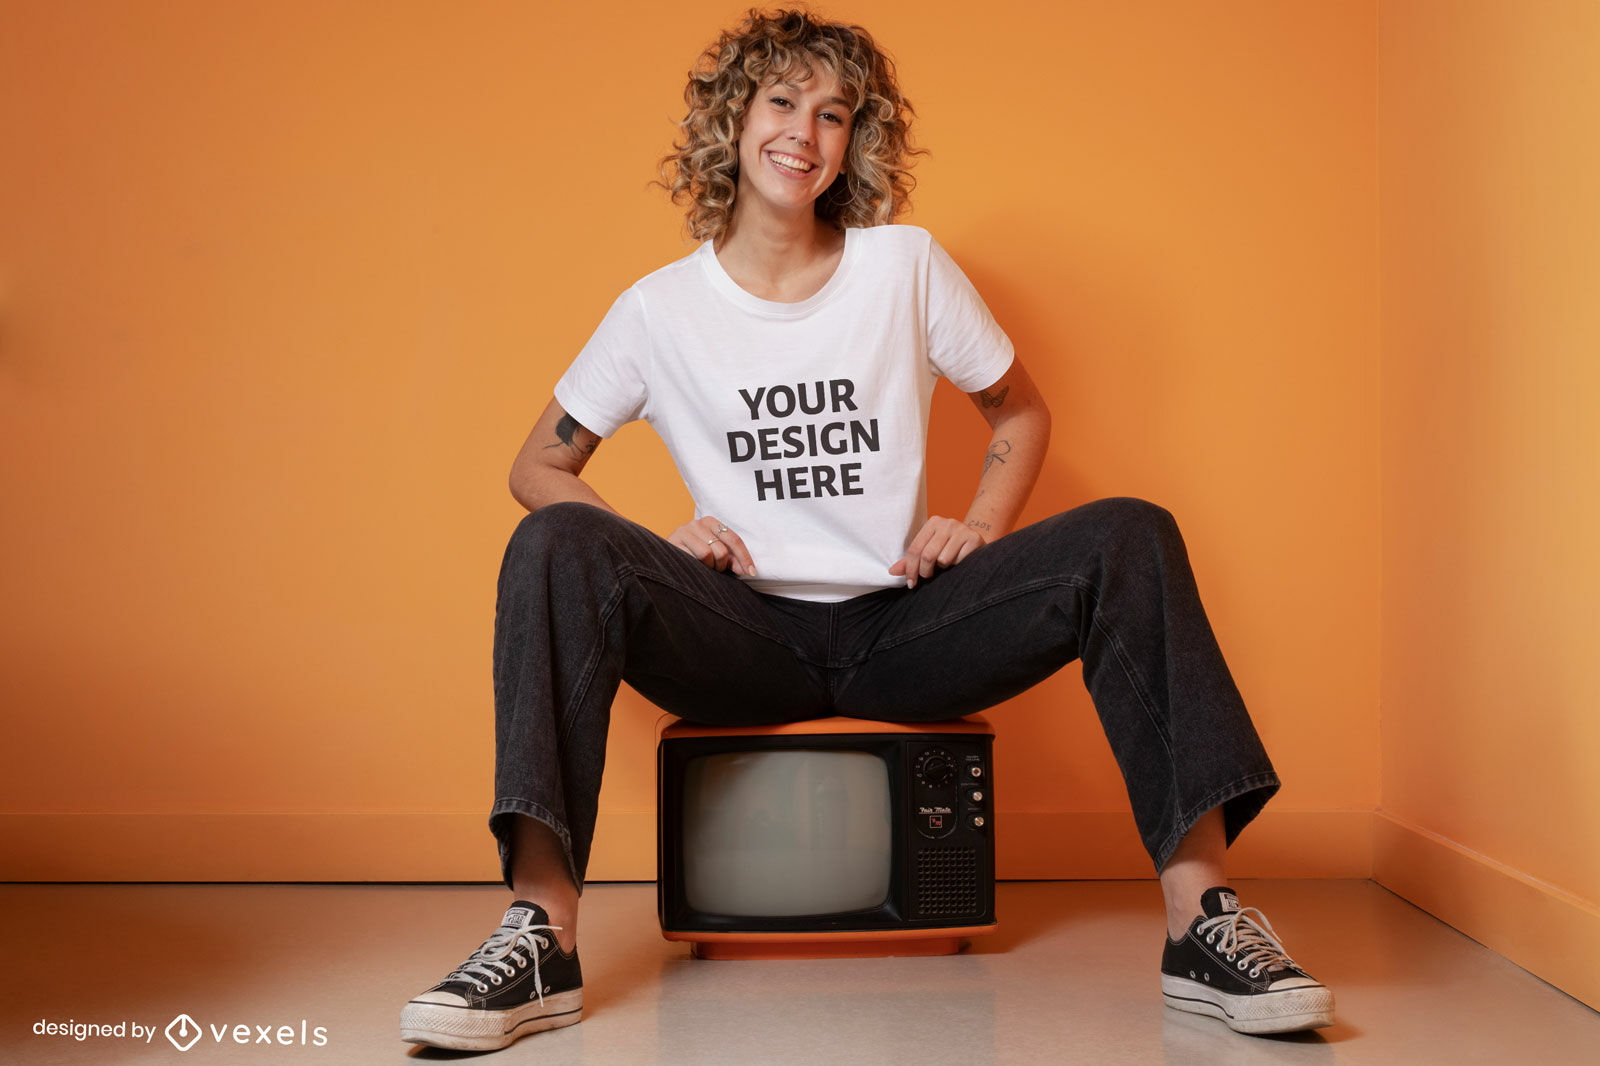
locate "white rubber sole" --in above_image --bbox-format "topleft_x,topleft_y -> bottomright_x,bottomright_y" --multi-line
400,988 -> 583,1051
1161,974 -> 1334,1034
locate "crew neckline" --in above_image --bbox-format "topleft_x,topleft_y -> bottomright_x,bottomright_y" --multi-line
698,228 -> 859,317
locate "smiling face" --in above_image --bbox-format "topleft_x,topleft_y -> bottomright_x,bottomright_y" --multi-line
733,68 -> 855,226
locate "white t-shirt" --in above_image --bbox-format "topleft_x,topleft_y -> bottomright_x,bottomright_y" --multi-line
554,225 -> 1014,602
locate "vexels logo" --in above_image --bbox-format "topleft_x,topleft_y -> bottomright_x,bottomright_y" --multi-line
32,1011 -> 328,1052
165,1014 -> 202,1052
163,1012 -> 329,1051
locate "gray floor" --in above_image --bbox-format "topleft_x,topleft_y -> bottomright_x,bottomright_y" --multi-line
2,880 -> 1595,1064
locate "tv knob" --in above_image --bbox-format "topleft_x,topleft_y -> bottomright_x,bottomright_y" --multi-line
916,750 -> 956,788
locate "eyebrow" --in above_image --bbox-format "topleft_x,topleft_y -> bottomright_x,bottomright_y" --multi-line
775,80 -> 853,110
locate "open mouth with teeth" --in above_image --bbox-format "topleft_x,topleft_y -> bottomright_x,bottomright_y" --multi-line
767,151 -> 816,175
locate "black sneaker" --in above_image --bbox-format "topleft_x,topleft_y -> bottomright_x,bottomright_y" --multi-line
1161,886 -> 1334,1034
401,901 -> 582,1051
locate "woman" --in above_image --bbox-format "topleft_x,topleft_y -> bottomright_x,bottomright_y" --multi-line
401,9 -> 1333,1051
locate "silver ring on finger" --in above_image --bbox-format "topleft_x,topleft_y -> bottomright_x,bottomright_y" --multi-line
715,525 -> 728,533
706,536 -> 719,546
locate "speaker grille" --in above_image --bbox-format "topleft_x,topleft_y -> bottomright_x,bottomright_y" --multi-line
913,847 -> 981,918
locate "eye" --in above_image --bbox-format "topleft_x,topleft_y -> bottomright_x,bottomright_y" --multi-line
769,95 -> 793,109
820,111 -> 845,126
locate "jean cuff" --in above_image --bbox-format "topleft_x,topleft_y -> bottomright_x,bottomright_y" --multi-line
489,798 -> 583,896
1153,770 -> 1281,872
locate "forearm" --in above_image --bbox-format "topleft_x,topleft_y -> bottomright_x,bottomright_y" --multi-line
961,404 -> 1051,542
509,462 -> 617,515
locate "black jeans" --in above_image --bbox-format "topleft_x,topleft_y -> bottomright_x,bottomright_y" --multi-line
489,498 -> 1279,889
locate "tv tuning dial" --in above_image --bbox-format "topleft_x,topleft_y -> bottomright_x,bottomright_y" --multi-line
915,749 -> 956,789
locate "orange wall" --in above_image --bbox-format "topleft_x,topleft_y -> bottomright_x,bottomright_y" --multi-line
1377,0 -> 1600,1009
0,1 -> 1379,882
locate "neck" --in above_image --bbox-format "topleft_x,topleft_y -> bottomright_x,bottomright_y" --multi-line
719,204 -> 833,264
715,206 -> 844,301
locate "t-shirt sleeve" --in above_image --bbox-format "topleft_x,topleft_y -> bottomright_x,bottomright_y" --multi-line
924,237 -> 1015,393
552,288 -> 650,439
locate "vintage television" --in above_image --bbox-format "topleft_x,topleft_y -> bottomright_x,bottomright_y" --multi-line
656,714 -> 996,959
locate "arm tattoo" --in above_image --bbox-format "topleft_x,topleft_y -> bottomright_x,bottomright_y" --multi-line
545,413 -> 598,456
979,385 -> 1010,409
982,439 -> 1012,476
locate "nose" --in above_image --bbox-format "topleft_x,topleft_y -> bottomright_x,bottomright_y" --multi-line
790,116 -> 816,147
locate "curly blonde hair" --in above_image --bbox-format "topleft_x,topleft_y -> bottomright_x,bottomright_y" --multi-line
661,9 -> 923,242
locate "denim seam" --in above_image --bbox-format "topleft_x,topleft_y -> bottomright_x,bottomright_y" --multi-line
865,575 -> 1176,761
826,603 -> 840,668
1089,608 -> 1176,759
555,581 -> 628,749
869,576 -> 1071,652
625,566 -> 793,646
554,563 -> 804,747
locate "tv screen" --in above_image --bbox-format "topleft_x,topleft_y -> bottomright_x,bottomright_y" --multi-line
681,749 -> 892,917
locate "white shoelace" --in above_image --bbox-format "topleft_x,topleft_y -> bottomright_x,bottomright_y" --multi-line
1195,907 -> 1299,980
447,921 -> 563,1004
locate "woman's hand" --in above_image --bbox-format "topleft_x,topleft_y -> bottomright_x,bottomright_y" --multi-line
889,515 -> 988,589
669,516 -> 757,576
886,354 -> 1051,590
